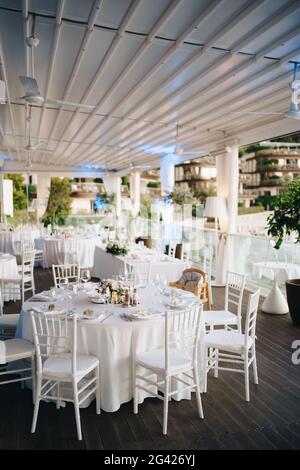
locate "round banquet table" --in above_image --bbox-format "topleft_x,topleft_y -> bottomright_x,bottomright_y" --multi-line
16,285 -> 205,412
0,253 -> 20,301
42,236 -> 100,268
252,261 -> 300,315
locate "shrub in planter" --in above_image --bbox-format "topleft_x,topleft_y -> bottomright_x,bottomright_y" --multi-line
267,179 -> 300,325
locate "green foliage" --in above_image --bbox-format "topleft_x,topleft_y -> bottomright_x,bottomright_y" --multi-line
238,205 -> 265,215
4,174 -> 27,210
267,179 -> 300,249
255,194 -> 276,210
121,176 -> 130,188
167,187 -> 197,205
147,181 -> 159,188
194,185 -> 216,203
140,194 -> 152,218
42,178 -> 72,226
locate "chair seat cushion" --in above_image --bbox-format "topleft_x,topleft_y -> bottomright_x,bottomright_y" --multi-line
204,310 -> 237,326
204,330 -> 252,353
0,313 -> 20,328
0,338 -> 35,364
177,271 -> 203,288
136,348 -> 192,372
43,354 -> 99,381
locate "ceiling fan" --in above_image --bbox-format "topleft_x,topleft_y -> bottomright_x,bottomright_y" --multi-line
18,75 -> 96,110
24,110 -> 53,154
18,23 -> 96,110
230,62 -> 300,121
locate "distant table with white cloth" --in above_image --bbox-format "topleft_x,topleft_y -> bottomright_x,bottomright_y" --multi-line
16,285 -> 204,412
0,229 -> 41,255
93,244 -> 190,282
0,253 -> 20,301
41,236 -> 101,268
252,261 -> 300,314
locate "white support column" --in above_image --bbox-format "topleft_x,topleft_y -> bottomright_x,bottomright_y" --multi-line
36,174 -> 51,218
130,169 -> 141,217
103,174 -> 122,225
160,154 -> 175,196
215,143 -> 239,284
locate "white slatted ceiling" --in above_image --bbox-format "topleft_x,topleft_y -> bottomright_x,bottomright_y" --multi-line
0,0 -> 299,175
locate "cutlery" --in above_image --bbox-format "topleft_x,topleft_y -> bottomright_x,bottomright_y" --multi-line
100,312 -> 113,323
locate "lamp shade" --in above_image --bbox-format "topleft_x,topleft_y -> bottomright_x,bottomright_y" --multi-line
204,196 -> 227,218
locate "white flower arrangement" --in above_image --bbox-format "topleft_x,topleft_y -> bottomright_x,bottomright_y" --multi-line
106,239 -> 128,256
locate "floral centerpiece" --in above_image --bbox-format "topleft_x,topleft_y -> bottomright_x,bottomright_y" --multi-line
106,239 -> 128,256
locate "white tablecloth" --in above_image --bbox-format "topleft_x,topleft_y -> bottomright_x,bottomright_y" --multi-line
16,286 -> 205,412
0,230 -> 41,255
0,254 -> 20,301
93,245 -> 190,282
42,236 -> 101,268
252,261 -> 300,284
0,231 -> 14,254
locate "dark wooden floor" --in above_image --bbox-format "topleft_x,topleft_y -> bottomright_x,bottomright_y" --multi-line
1,268 -> 300,450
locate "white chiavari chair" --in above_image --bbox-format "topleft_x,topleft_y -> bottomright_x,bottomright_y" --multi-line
0,283 -> 21,338
133,304 -> 204,435
124,261 -> 152,288
167,242 -> 177,258
204,271 -> 246,333
52,264 -> 80,288
61,237 -> 79,265
19,250 -> 36,304
0,336 -> 35,400
204,288 -> 260,402
180,243 -> 190,262
30,311 -> 100,440
203,245 -> 214,306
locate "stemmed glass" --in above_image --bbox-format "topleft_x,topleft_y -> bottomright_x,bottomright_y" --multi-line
81,269 -> 91,284
59,278 -> 69,289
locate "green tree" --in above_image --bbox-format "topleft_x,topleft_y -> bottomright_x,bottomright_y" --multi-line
42,178 -> 72,226
4,173 -> 27,210
267,179 -> 300,249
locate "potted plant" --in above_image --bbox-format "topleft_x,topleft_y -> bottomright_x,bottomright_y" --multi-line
266,179 -> 300,325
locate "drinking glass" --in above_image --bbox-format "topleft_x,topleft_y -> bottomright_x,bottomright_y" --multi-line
81,269 -> 91,284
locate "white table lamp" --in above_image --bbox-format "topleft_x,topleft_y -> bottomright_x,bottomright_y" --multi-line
204,196 -> 227,231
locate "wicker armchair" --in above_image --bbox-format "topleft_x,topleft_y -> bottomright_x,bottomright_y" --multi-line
169,268 -> 211,310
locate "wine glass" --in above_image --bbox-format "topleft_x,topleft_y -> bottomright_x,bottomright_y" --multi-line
81,269 -> 91,284
59,278 -> 69,290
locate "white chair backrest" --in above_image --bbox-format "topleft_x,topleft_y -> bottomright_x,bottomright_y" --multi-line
244,288 -> 260,348
21,250 -> 36,275
224,271 -> 246,318
30,311 -> 77,375
165,303 -> 202,373
124,261 -> 152,286
168,242 -> 176,258
181,244 -> 190,262
61,237 -> 79,264
52,264 -> 80,288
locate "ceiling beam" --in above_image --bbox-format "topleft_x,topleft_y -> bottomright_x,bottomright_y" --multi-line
35,0 -> 65,154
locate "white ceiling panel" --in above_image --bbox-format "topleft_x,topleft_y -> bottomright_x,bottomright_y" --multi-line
0,0 -> 299,174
